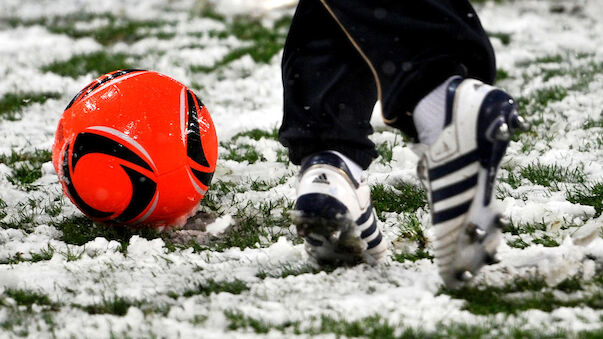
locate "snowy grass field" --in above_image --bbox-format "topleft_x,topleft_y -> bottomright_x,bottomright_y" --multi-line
1,0 -> 602,337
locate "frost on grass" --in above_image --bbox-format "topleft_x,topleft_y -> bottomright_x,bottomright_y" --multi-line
1,0 -> 603,338
0,92 -> 61,121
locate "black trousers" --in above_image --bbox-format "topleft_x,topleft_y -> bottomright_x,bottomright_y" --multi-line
278,0 -> 496,169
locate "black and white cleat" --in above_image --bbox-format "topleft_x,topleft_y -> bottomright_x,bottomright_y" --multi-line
418,79 -> 529,289
292,151 -> 388,266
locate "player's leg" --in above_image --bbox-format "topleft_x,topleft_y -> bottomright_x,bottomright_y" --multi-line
279,0 -> 388,265
317,0 -> 527,286
279,0 -> 379,169
318,0 -> 497,137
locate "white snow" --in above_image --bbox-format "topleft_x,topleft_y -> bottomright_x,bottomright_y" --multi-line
206,214 -> 233,235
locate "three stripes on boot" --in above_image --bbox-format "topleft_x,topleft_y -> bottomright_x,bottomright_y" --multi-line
425,150 -> 481,271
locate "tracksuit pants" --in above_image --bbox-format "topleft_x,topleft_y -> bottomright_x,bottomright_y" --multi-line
278,0 -> 497,169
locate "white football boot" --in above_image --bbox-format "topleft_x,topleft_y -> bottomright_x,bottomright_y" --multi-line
417,78 -> 528,288
292,151 -> 388,265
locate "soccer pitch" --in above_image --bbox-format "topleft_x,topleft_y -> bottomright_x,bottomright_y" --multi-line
0,0 -> 602,337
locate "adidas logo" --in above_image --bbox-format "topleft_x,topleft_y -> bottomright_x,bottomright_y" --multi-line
312,173 -> 330,185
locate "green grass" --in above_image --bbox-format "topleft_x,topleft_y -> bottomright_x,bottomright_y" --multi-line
223,311 -> 603,338
515,56 -> 603,127
182,279 -> 249,297
441,275 -> 602,315
9,164 -> 39,186
498,166 -> 523,189
502,220 -> 562,248
0,149 -> 52,167
226,16 -> 292,63
189,48 -> 253,73
0,210 -> 35,231
190,44 -> 282,73
190,16 -> 291,73
31,245 -> 56,261
519,234 -> 558,247
51,213 -> 239,256
517,86 -> 568,115
201,180 -> 244,209
583,117 -> 602,129
280,264 -> 336,278
531,234 -> 560,247
376,142 -> 394,164
543,59 -> 602,88
496,68 -> 510,82
310,315 -> 398,338
517,54 -> 564,68
555,275 -> 584,293
257,263 -> 337,279
0,244 -> 55,264
208,199 -> 295,251
232,128 -> 279,142
488,31 -> 511,45
225,310 -> 272,334
44,196 -> 64,217
371,183 -> 427,221
0,198 -> 7,220
0,291 -> 167,319
563,60 -> 601,93
200,180 -> 241,213
396,214 -> 429,249
0,196 -> 63,232
5,13 -> 174,46
0,292 -> 58,335
502,220 -> 548,235
78,296 -> 171,316
566,182 -> 603,217
2,289 -> 57,311
62,245 -> 85,261
506,237 -> 530,249
276,149 -> 290,163
218,128 -> 284,164
0,92 -> 61,121
208,180 -> 243,195
199,183 -> 296,251
249,176 -> 289,192
50,17 -> 174,46
51,215 -> 165,253
62,17 -> 173,46
519,163 -> 585,189
197,5 -> 227,22
393,248 -> 433,263
375,133 -> 403,165
221,143 -> 265,164
80,296 -> 135,316
42,51 -> 134,78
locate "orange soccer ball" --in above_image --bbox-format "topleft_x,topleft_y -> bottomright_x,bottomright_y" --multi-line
52,70 -> 218,228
